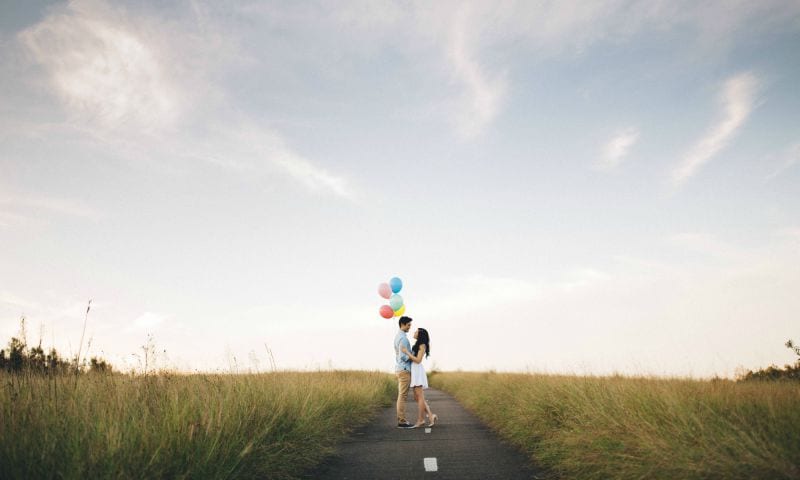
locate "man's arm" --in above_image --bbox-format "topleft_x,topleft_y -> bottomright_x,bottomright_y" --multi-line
402,344 -> 423,364
396,336 -> 409,362
400,337 -> 412,362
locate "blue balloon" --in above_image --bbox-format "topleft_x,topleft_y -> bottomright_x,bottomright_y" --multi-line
390,277 -> 403,293
389,294 -> 403,311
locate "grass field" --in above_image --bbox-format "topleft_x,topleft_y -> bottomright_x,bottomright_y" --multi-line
430,372 -> 800,480
1,370 -> 394,479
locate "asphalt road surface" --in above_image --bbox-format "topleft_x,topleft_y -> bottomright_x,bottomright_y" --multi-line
305,388 -> 544,479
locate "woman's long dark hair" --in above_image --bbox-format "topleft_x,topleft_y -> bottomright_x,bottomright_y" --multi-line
412,328 -> 430,358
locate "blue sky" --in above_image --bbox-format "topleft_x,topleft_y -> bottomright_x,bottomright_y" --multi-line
1,0 -> 799,377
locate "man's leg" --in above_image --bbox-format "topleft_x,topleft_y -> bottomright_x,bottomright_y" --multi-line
396,370 -> 411,424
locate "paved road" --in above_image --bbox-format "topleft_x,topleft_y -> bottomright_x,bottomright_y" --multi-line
305,388 -> 544,479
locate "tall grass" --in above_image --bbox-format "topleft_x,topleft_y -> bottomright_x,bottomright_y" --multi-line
431,372 -> 800,479
1,370 -> 394,479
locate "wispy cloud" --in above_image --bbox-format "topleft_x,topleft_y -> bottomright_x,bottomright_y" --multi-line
667,232 -> 748,262
0,193 -> 102,225
241,303 -> 376,333
446,6 -> 508,139
18,1 -> 180,131
423,2 -> 796,140
765,143 -> 800,181
597,127 -> 639,170
196,123 -> 357,200
272,149 -> 354,200
557,268 -> 612,292
416,274 -> 542,318
0,291 -> 41,312
199,123 -> 358,199
241,127 -> 355,200
0,211 -> 31,228
671,72 -> 760,185
776,227 -> 800,241
17,0 -> 354,200
127,312 -> 169,332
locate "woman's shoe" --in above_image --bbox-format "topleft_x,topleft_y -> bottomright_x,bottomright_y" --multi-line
427,414 -> 438,427
413,421 -> 426,428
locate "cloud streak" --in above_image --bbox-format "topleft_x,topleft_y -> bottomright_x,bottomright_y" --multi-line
666,232 -> 752,264
597,127 -> 639,170
17,0 -> 354,200
417,274 -> 542,318
0,291 -> 42,312
416,2 -> 796,140
671,72 -> 759,185
446,6 -> 507,139
197,123 -> 357,200
127,312 -> 169,332
0,193 -> 102,225
765,143 -> 800,181
272,149 -> 354,200
19,2 -> 179,131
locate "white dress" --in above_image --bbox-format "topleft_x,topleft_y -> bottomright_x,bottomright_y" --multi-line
410,353 -> 428,389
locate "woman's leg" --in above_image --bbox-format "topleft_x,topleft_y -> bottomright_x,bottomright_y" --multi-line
422,393 -> 436,425
424,399 -> 433,419
414,387 -> 426,424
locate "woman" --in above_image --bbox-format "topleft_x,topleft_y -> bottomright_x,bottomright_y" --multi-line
401,328 -> 438,428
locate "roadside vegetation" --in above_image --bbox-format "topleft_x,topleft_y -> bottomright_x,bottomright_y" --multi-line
0,322 -> 394,479
430,343 -> 800,480
5,307 -> 797,479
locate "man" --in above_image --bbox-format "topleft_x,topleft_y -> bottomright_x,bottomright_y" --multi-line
394,316 -> 414,428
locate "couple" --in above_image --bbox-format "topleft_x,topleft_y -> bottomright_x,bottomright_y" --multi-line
394,316 -> 438,429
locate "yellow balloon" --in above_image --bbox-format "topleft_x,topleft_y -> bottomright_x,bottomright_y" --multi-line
393,305 -> 406,317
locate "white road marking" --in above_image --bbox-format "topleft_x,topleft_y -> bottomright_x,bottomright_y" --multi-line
425,428 -> 431,434
424,457 -> 438,472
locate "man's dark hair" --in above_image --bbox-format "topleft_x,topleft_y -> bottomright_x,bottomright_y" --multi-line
398,316 -> 412,328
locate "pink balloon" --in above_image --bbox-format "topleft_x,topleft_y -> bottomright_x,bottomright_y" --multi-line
379,305 -> 394,319
378,283 -> 391,299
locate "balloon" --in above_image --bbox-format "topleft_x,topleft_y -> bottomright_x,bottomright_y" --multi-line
389,294 -> 403,311
378,283 -> 391,299
379,305 -> 394,319
390,277 -> 403,293
393,304 -> 406,317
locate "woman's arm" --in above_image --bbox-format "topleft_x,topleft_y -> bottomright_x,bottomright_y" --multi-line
402,345 -> 425,364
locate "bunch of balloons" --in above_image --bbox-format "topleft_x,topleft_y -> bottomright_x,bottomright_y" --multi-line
378,276 -> 405,319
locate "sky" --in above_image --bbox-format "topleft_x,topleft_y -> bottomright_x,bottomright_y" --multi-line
1,0 -> 799,378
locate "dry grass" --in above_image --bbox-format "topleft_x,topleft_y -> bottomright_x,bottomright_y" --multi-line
431,372 -> 800,480
1,370 -> 394,479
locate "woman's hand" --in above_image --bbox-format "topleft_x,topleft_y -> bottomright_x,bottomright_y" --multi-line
402,346 -> 422,364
